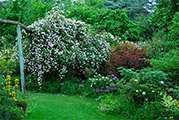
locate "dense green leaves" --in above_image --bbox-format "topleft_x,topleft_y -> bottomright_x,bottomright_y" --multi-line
152,0 -> 179,36
62,5 -> 141,41
104,0 -> 149,18
150,48 -> 179,85
168,12 -> 179,41
0,0 -> 55,45
84,0 -> 105,8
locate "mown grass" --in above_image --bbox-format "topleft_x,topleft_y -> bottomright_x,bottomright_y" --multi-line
24,92 -> 125,120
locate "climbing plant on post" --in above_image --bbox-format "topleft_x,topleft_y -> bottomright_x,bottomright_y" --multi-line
0,18 -> 33,94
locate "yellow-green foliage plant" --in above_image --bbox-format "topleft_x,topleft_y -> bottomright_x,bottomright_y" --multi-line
161,94 -> 179,119
0,75 -> 25,119
0,36 -> 18,78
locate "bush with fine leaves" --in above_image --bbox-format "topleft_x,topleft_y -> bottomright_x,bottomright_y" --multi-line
0,0 -> 55,45
61,3 -> 140,42
168,12 -> 179,41
150,48 -> 179,85
151,0 -> 179,36
104,0 -> 148,18
22,8 -> 111,91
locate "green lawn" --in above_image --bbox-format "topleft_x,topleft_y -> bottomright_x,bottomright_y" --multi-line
24,92 -> 125,120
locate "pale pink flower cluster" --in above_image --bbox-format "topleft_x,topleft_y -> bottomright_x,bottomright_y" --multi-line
22,7 -> 112,89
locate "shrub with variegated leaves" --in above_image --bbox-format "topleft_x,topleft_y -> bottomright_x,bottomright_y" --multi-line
22,7 -> 111,91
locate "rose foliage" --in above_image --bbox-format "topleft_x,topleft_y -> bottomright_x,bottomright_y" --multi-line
22,8 -> 111,90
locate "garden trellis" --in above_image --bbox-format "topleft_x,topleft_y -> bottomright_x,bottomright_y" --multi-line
0,18 -> 33,94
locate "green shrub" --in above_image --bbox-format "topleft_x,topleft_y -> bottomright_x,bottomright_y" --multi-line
60,80 -> 78,95
60,77 -> 95,97
60,73 -> 119,97
25,75 -> 39,92
84,0 -> 105,8
118,67 -> 171,103
0,0 -> 55,45
0,37 -> 18,77
41,80 -> 62,94
26,70 -> 63,93
99,67 -> 178,119
60,4 -> 140,41
133,101 -> 166,120
143,31 -> 179,59
103,0 -> 148,19
135,15 -> 156,41
0,75 -> 27,120
132,95 -> 179,120
77,84 -> 94,97
0,96 -> 24,120
168,86 -> 179,100
150,49 -> 179,85
98,93 -> 136,117
168,12 -> 179,41
151,0 -> 179,38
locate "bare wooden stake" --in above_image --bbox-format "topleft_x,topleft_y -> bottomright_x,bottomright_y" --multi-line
17,25 -> 26,94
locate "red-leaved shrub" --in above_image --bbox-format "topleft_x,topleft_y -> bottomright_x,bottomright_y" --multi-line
105,41 -> 151,76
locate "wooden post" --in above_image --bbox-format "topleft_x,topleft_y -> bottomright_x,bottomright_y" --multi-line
0,19 -> 30,94
17,25 -> 25,94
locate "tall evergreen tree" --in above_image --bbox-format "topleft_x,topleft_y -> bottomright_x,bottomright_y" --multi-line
104,0 -> 149,18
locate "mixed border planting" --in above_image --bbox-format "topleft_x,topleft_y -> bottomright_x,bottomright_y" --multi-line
0,0 -> 179,120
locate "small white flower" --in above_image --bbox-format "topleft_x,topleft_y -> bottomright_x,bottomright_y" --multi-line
136,90 -> 139,92
151,90 -> 154,92
135,79 -> 138,82
160,81 -> 164,84
142,91 -> 146,95
146,98 -> 148,101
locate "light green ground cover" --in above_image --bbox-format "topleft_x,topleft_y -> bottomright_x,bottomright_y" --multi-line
24,92 -> 125,120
